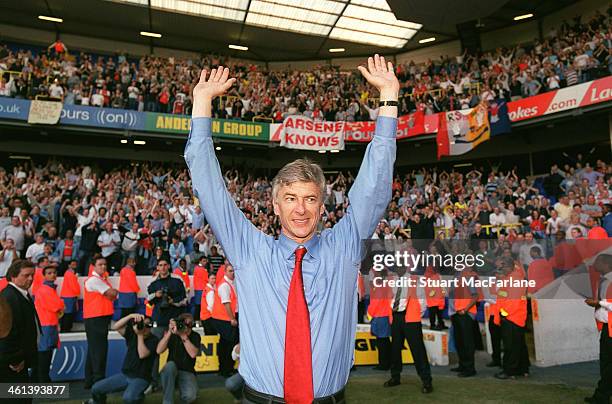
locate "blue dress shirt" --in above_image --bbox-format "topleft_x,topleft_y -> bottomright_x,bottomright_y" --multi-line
185,116 -> 396,397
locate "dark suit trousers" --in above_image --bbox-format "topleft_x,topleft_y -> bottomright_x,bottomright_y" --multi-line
451,313 -> 476,373
488,315 -> 502,365
84,316 -> 111,385
500,317 -> 529,376
593,325 -> 611,403
390,311 -> 432,385
212,319 -> 238,375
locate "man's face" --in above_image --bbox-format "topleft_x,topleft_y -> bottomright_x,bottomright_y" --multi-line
11,216 -> 19,226
105,223 -> 113,233
44,268 -> 57,282
94,259 -> 107,275
157,261 -> 170,277
12,266 -> 35,290
273,181 -> 323,243
226,265 -> 235,281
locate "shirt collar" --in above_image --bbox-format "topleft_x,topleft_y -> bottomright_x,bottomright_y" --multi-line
278,232 -> 320,260
9,282 -> 29,298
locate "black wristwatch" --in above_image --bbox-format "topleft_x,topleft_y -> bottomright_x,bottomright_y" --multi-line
379,100 -> 399,107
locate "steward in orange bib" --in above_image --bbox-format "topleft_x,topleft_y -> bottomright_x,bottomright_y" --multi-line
584,253 -> 612,404
368,269 -> 391,371
173,258 -> 191,293
118,257 -> 140,318
83,255 -> 118,388
0,277 -> 7,292
494,257 -> 529,380
59,260 -> 80,332
527,247 -> 554,294
34,266 -> 64,382
32,256 -> 48,296
384,270 -> 433,394
424,265 -> 446,330
211,264 -> 238,378
449,266 -> 480,377
199,273 -> 216,335
193,256 -> 210,322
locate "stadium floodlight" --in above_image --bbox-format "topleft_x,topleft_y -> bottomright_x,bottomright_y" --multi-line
513,13 -> 534,21
330,149 -> 340,153
9,155 -> 31,160
329,48 -> 345,53
418,37 -> 436,44
120,139 -> 128,144
228,44 -> 248,51
134,140 -> 146,145
140,31 -> 162,38
38,15 -> 63,23
215,146 -> 222,151
318,150 -> 327,154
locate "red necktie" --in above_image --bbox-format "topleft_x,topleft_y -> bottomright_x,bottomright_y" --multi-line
284,246 -> 314,404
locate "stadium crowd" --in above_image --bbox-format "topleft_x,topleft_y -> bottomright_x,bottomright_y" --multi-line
0,154 -> 609,280
0,10 -> 611,121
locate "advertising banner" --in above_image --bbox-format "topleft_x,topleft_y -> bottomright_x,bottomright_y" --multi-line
28,100 -> 63,124
280,115 -> 345,151
146,112 -> 270,141
0,97 -> 30,120
59,104 -> 146,130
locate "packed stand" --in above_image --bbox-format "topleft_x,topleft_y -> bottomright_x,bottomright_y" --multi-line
0,11 -> 610,122
0,155 -> 609,281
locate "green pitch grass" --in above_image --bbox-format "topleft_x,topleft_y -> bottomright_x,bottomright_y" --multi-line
63,374 -> 591,403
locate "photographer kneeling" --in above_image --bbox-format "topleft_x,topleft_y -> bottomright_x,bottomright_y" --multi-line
157,313 -> 199,404
86,314 -> 159,404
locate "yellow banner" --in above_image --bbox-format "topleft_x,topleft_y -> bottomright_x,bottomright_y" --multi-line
159,332 -> 414,372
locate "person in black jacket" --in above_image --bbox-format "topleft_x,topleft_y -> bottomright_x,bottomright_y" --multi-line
78,221 -> 100,275
0,259 -> 40,389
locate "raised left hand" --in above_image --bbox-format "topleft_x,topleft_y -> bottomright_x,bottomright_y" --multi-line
358,54 -> 400,100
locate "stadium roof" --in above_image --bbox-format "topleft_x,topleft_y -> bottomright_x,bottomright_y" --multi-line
1,0 -> 577,61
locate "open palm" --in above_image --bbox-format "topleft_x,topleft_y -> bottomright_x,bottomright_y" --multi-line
358,54 -> 400,98
193,66 -> 236,100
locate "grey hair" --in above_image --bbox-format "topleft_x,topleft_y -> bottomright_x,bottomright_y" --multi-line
272,158 -> 326,201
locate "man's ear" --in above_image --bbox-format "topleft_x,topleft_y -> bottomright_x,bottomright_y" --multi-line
319,203 -> 325,216
273,199 -> 280,216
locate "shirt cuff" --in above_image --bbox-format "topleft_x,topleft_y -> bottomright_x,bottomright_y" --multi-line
190,117 -> 212,138
374,116 -> 398,139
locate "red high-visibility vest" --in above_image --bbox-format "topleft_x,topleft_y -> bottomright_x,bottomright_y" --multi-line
200,284 -> 214,321
0,277 -> 8,292
405,275 -> 424,323
60,269 -> 81,298
83,275 -> 115,319
357,274 -> 365,300
211,278 -> 237,321
193,265 -> 209,291
35,283 -> 65,326
119,266 -> 140,293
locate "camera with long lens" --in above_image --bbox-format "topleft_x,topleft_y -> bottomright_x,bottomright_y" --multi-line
174,317 -> 187,332
131,318 -> 151,330
159,287 -> 170,309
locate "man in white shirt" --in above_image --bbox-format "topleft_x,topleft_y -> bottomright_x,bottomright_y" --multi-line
489,207 -> 506,231
212,265 -> 238,378
0,238 -> 19,278
584,254 -> 611,404
25,233 -> 45,261
97,222 -> 121,272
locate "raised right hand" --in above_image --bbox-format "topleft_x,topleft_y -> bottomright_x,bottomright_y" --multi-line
193,66 -> 236,102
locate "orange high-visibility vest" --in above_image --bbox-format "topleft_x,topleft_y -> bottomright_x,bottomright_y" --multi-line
200,284 -> 214,321
357,274 -> 365,300
173,268 -> 190,291
367,283 -> 391,318
83,275 -> 115,319
145,299 -> 154,317
424,267 -> 445,309
454,269 -> 480,315
0,277 -> 8,292
494,271 -> 528,327
595,282 -> 612,335
35,283 -> 65,327
216,265 -> 226,281
118,266 -> 140,293
211,278 -> 237,321
527,258 -> 554,294
193,265 -> 209,291
32,267 -> 44,295
405,275 -> 423,323
60,269 -> 81,298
